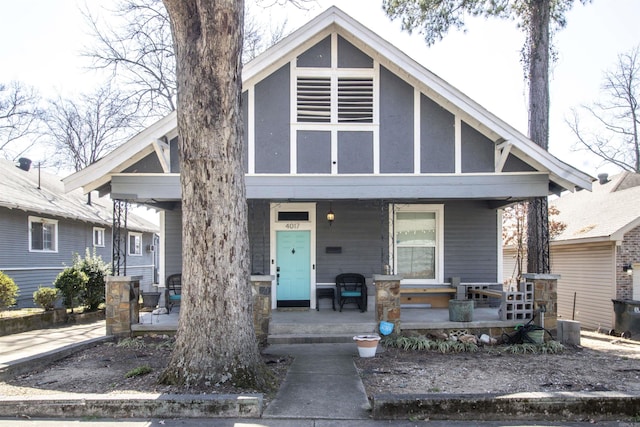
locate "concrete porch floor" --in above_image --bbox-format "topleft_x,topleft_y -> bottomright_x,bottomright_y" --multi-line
134,300 -> 525,341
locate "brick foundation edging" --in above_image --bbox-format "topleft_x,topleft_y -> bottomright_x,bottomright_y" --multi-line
0,393 -> 262,419
371,392 -> 640,422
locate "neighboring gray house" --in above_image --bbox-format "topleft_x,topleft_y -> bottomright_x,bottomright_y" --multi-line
0,158 -> 159,308
64,7 -> 591,311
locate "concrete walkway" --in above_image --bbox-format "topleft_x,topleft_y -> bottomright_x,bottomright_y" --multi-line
262,343 -> 371,419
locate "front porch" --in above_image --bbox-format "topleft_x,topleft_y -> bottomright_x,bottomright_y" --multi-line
118,273 -> 559,342
133,304 -> 524,343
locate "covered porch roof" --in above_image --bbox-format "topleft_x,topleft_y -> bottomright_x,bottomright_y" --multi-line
107,172 -> 552,209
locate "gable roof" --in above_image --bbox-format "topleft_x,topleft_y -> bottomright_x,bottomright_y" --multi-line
0,158 -> 158,233
63,6 -> 592,195
551,171 -> 640,244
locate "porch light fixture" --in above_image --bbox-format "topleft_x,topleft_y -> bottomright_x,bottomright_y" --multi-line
622,263 -> 633,276
326,203 -> 335,226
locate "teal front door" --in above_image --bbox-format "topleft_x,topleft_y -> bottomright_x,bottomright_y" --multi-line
276,230 -> 311,307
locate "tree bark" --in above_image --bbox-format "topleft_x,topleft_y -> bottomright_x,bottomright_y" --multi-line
160,0 -> 269,390
526,0 -> 551,274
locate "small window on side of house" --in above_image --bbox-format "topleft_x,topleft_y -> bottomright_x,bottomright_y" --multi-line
93,227 -> 105,247
29,216 -> 58,252
128,232 -> 142,256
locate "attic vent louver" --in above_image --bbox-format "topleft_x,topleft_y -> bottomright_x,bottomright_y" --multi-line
297,77 -> 331,122
338,77 -> 373,123
18,157 -> 32,171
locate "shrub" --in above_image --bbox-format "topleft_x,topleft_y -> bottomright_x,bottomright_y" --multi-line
0,271 -> 19,310
73,249 -> 110,311
54,268 -> 88,312
33,286 -> 59,310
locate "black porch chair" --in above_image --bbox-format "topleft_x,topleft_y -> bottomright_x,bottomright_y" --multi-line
336,273 -> 367,312
165,273 -> 182,313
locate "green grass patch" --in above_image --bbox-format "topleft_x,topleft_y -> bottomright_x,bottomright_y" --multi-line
125,365 -> 152,378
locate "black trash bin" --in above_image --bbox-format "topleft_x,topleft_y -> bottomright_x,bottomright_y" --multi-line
611,299 -> 640,339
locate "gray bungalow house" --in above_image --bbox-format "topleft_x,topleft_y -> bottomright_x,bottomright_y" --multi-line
63,7 -> 591,312
0,158 -> 159,308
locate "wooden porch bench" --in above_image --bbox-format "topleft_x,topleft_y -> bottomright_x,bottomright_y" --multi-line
400,285 -> 457,308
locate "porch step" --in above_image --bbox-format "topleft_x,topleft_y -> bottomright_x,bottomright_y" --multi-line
269,321 -> 376,335
267,333 -> 358,344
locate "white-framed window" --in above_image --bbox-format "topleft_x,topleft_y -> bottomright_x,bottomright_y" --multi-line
128,232 -> 142,256
391,204 -> 444,283
93,227 -> 105,247
28,216 -> 58,252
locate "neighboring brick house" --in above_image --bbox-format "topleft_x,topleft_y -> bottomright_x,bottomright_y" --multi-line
0,158 -> 159,308
505,172 -> 640,331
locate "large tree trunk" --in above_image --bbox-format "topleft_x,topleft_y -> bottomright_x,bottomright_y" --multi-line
526,0 -> 551,274
160,0 -> 269,390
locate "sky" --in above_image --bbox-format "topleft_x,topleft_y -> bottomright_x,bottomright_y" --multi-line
1,0 -> 639,179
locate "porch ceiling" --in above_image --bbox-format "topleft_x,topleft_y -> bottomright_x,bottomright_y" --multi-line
110,172 -> 549,205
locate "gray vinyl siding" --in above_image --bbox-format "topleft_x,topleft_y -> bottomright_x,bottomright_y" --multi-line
337,36 -> 373,68
248,200 -> 271,275
338,131 -> 373,173
242,90 -> 249,172
551,243 -> 616,331
315,200 -> 388,283
255,63 -> 290,173
252,200 -> 499,284
170,136 -> 179,173
421,94 -> 455,173
503,153 -> 536,172
297,35 -> 331,68
380,66 -> 414,173
123,153 -> 164,173
443,201 -> 498,282
1,268 -> 65,308
0,207 -> 160,308
297,131 -> 331,174
164,208 -> 182,279
461,122 -> 494,172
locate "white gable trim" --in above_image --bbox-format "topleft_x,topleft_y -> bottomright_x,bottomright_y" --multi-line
64,7 -> 591,195
63,111 -> 177,193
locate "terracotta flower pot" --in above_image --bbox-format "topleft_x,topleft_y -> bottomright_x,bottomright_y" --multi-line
353,334 -> 381,357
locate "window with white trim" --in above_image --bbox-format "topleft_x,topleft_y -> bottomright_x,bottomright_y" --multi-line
93,227 -> 105,247
29,216 -> 58,252
392,204 -> 444,283
128,232 -> 142,256
296,76 -> 373,124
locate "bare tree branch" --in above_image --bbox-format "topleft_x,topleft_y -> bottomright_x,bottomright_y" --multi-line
82,0 -> 297,120
42,84 -> 141,172
567,45 -> 640,173
0,82 -> 42,160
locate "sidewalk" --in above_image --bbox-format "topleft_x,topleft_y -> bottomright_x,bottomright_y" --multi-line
0,320 -> 108,380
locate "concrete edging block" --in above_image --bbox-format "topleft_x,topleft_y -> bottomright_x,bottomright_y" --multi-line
0,393 -> 263,419
372,392 -> 640,422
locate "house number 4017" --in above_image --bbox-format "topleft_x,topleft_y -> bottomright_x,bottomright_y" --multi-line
285,223 -> 300,229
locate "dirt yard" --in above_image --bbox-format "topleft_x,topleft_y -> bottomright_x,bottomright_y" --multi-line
0,332 -> 638,400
